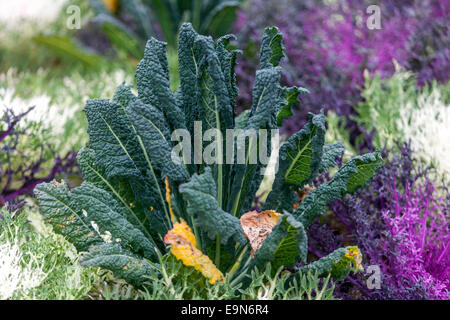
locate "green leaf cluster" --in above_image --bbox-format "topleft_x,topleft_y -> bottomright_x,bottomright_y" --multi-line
35,23 -> 383,290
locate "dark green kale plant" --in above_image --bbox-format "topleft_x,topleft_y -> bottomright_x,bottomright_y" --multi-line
34,23 -> 383,291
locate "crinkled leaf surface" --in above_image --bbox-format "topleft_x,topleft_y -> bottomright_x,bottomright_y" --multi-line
319,142 -> 345,173
180,168 -> 246,244
294,152 -> 383,228
177,23 -> 201,138
77,147 -> 150,238
34,181 -> 103,252
297,246 -> 363,281
81,243 -> 157,287
127,97 -> 189,182
251,213 -> 308,272
136,38 -> 185,131
264,112 -> 326,212
84,96 -> 169,235
215,34 -> 240,113
71,182 -> 157,259
259,26 -> 285,69
277,86 -> 309,126
228,27 -> 284,216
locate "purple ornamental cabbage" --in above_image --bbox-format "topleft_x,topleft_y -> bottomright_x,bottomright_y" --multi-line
0,107 -> 79,212
233,0 -> 449,138
308,144 -> 449,299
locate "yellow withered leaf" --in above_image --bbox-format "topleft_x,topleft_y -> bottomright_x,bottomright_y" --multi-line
240,210 -> 282,257
165,177 -> 176,223
164,220 -> 224,284
102,0 -> 119,13
344,246 -> 364,272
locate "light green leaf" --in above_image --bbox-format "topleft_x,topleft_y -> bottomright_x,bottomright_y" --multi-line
259,26 -> 285,69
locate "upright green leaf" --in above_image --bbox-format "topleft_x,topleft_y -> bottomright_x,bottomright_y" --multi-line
215,34 -> 241,114
194,34 -> 235,207
195,35 -> 234,131
180,168 -> 246,245
228,27 -> 284,216
127,98 -> 189,182
259,26 -> 285,69
136,38 -> 186,131
264,112 -> 326,212
178,23 -> 201,137
246,67 -> 282,129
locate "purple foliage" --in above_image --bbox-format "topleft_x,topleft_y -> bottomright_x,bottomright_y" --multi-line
0,107 -> 80,211
233,0 -> 449,138
308,143 -> 449,299
380,180 -> 449,299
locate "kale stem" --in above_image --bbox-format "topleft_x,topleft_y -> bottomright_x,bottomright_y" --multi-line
215,235 -> 221,269
214,102 -> 223,268
191,215 -> 202,250
227,244 -> 248,277
229,248 -> 252,287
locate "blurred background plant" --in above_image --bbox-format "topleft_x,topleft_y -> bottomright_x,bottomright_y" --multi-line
80,0 -> 243,60
0,106 -> 78,210
0,205 -> 99,299
233,0 -> 449,145
0,0 -> 134,207
352,68 -> 450,180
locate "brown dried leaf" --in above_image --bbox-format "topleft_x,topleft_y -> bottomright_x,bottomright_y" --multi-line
240,210 -> 281,257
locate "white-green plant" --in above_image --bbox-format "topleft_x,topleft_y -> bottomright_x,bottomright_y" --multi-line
352,67 -> 449,180
0,207 -> 98,300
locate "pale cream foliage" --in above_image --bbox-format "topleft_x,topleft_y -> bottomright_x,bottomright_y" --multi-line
0,240 -> 47,299
397,85 -> 450,178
